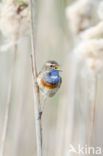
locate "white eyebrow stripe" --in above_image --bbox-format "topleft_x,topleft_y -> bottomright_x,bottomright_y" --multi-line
46,63 -> 58,66
46,63 -> 51,66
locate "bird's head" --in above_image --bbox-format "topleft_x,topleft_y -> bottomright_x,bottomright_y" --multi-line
42,61 -> 61,85
42,60 -> 61,72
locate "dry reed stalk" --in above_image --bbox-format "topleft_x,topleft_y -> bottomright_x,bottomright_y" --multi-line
88,74 -> 97,146
30,0 -> 42,156
0,44 -> 18,156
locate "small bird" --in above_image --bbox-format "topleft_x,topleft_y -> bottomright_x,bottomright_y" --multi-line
37,60 -> 62,97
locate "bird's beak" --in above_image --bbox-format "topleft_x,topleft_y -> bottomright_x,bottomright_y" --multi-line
54,66 -> 62,72
55,65 -> 59,70
56,69 -> 63,72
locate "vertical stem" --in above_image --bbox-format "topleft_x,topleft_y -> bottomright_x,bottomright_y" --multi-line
30,0 -> 42,156
0,45 -> 17,156
88,74 -> 97,146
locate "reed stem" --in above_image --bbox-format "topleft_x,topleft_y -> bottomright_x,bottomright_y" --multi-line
0,44 -> 17,156
30,0 -> 42,156
88,74 -> 97,146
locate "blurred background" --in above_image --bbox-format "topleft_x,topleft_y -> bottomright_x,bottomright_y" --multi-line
0,0 -> 103,156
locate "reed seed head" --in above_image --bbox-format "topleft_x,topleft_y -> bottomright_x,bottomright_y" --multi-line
0,0 -> 30,39
81,22 -> 103,40
75,39 -> 103,72
65,0 -> 94,35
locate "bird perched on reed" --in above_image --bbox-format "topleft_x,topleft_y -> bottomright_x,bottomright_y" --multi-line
37,61 -> 62,97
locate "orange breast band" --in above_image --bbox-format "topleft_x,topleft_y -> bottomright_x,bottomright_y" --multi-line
40,78 -> 58,89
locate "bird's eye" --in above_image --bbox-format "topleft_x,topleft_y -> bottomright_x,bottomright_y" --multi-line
50,65 -> 53,68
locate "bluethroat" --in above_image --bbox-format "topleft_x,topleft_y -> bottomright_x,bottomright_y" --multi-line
37,60 -> 62,97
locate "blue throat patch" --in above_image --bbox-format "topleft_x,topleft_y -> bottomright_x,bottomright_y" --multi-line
44,69 -> 60,85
